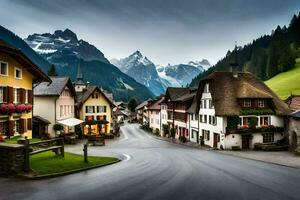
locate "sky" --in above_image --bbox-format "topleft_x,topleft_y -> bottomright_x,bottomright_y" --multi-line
0,0 -> 299,66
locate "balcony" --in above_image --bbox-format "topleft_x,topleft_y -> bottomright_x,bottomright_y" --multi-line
226,125 -> 284,135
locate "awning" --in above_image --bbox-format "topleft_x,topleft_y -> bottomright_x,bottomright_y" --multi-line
57,118 -> 84,127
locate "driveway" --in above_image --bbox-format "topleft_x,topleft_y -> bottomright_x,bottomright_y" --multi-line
0,123 -> 300,200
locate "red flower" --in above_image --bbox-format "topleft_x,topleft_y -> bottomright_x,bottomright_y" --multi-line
25,104 -> 32,112
0,104 -> 9,113
7,103 -> 15,113
16,104 -> 26,113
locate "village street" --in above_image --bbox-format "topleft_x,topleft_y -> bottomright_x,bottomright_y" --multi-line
0,123 -> 300,200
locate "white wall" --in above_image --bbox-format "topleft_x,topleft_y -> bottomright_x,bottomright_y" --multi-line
160,104 -> 168,136
33,96 -> 56,136
149,110 -> 161,132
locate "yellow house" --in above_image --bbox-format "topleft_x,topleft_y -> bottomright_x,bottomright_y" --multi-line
76,86 -> 115,135
0,40 -> 50,139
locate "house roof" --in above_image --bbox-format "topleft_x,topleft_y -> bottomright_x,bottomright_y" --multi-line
76,85 -> 115,108
285,95 -> 300,112
165,87 -> 191,101
34,76 -> 76,99
0,40 -> 50,83
188,71 -> 290,116
291,110 -> 300,118
135,98 -> 152,110
148,96 -> 165,110
33,116 -> 51,124
114,108 -> 128,116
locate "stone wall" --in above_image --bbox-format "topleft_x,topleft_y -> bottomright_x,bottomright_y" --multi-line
0,143 -> 25,177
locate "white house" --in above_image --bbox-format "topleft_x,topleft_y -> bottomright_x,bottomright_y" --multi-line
187,71 -> 290,149
33,77 -> 78,137
147,96 -> 164,134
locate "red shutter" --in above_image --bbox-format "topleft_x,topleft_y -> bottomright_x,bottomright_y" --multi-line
7,87 -> 14,103
27,118 -> 32,130
8,121 -> 14,136
27,90 -> 33,104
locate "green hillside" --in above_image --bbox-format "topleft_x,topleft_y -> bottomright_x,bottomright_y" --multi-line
265,57 -> 300,99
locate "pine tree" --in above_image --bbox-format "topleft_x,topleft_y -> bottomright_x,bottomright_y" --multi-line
128,98 -> 138,112
47,64 -> 58,76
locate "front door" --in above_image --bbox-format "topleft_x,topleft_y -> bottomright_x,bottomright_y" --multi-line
242,135 -> 250,149
213,133 -> 218,148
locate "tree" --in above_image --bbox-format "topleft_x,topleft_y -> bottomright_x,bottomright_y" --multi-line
47,64 -> 58,76
128,98 -> 137,112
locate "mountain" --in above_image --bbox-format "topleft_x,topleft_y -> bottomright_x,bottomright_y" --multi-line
23,29 -> 154,102
111,51 -> 165,96
157,61 -> 209,87
190,12 -> 300,87
0,25 -> 51,71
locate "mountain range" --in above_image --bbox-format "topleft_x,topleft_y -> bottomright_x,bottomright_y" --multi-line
0,26 -> 154,102
111,52 -> 211,95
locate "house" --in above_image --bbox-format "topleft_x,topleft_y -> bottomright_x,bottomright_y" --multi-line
76,85 -> 115,135
33,76 -> 78,137
188,71 -> 290,149
288,110 -> 300,151
285,94 -> 300,112
114,108 -> 128,122
136,98 -> 152,124
147,96 -> 165,134
165,87 -> 196,139
115,101 -> 127,110
0,40 -> 50,139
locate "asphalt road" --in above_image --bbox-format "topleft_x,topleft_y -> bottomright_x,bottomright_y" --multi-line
1,123 -> 300,200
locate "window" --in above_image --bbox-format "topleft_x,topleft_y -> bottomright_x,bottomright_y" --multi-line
86,106 -> 95,113
0,121 -> 8,136
14,120 -> 20,134
0,87 -> 6,103
195,114 -> 199,121
263,133 -> 274,143
200,115 -> 203,123
0,62 -> 8,76
60,105 -> 63,117
64,105 -> 67,116
151,118 -> 153,123
209,116 -> 212,124
203,130 -> 210,140
258,99 -> 265,108
204,84 -> 209,93
204,115 -> 207,123
13,88 -> 20,104
209,100 -> 213,109
203,100 -> 207,108
244,99 -> 251,107
260,116 -> 271,126
97,106 -> 106,113
212,116 -> 217,125
14,67 -> 22,79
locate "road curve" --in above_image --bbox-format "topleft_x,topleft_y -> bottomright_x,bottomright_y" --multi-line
0,123 -> 300,200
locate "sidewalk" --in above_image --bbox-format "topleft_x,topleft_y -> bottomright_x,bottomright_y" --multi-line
217,150 -> 300,169
151,134 -> 300,169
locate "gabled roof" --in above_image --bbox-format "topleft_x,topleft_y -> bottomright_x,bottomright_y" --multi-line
188,71 -> 290,116
76,85 -> 115,108
165,87 -> 191,101
34,76 -> 76,99
136,98 -> 152,111
291,110 -> 300,118
0,40 -> 50,83
285,95 -> 300,112
114,108 -> 128,116
148,96 -> 165,110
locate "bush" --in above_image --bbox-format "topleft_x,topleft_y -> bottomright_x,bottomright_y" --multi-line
179,136 -> 187,143
154,128 -> 160,136
53,124 -> 64,131
170,128 -> 176,138
162,124 -> 169,136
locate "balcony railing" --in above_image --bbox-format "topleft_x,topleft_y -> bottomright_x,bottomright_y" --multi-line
226,125 -> 284,135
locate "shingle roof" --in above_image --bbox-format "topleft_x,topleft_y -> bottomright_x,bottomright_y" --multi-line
136,98 -> 152,111
34,77 -> 75,97
148,96 -> 165,110
188,72 -> 290,116
165,87 -> 191,101
291,110 -> 300,118
285,95 -> 300,112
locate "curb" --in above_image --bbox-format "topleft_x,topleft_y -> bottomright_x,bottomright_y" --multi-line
18,159 -> 121,180
146,130 -> 300,169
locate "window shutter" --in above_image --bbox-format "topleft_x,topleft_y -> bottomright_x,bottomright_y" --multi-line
27,90 -> 33,104
27,118 -> 32,130
7,87 -> 14,103
3,87 -> 7,103
20,118 -> 25,134
20,88 -> 26,104
8,121 -> 14,136
104,106 -> 106,112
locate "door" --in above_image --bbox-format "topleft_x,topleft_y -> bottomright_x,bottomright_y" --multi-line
213,133 -> 218,148
242,135 -> 250,149
196,131 -> 199,144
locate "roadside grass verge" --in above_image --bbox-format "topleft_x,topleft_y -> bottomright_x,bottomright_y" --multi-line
30,152 -> 119,175
5,136 -> 41,144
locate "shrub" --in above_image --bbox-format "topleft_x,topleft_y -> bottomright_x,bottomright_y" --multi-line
53,124 -> 64,131
170,128 -> 176,138
162,124 -> 169,136
179,136 -> 187,143
155,128 -> 160,136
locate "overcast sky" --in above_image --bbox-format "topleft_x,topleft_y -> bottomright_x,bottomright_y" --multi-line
0,0 -> 299,65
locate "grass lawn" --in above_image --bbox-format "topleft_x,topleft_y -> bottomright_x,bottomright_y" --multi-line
30,152 -> 119,175
5,136 -> 41,144
265,57 -> 300,100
